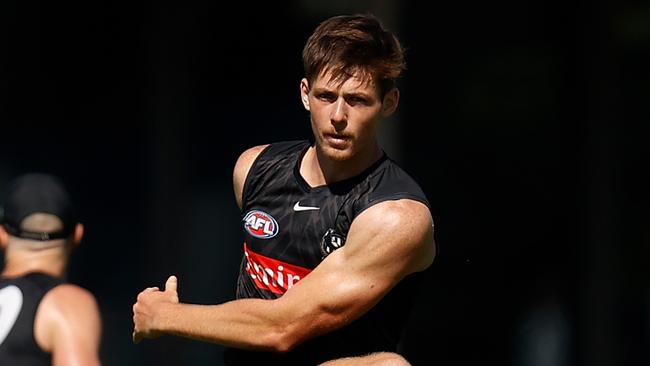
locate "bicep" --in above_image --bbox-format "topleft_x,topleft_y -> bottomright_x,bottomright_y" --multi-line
233,144 -> 269,210
276,200 -> 435,342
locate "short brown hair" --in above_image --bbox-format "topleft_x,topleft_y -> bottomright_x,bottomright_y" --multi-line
302,14 -> 406,96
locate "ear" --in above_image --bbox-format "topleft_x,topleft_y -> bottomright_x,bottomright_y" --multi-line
300,78 -> 311,111
0,225 -> 8,250
381,87 -> 400,117
72,223 -> 84,247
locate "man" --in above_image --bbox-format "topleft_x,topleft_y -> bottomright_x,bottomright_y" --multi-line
0,173 -> 102,366
133,13 -> 435,365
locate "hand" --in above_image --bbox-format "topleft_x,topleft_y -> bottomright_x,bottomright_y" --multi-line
132,275 -> 179,344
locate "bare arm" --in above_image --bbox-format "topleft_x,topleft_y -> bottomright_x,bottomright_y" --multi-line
35,284 -> 102,366
133,198 -> 435,352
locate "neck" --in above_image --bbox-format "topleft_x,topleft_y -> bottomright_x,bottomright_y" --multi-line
302,140 -> 383,186
2,247 -> 67,278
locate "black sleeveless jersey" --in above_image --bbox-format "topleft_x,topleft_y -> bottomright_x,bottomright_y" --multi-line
225,140 -> 430,365
0,272 -> 64,366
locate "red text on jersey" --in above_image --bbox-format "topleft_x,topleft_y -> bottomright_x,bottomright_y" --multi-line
244,243 -> 312,295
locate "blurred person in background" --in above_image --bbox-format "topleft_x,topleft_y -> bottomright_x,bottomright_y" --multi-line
0,173 -> 102,366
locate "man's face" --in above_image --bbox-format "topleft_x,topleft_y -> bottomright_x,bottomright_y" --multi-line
300,70 -> 397,162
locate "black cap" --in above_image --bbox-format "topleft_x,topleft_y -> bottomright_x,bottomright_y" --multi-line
0,173 -> 77,241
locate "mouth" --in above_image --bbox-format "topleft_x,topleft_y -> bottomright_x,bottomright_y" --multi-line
323,133 -> 352,148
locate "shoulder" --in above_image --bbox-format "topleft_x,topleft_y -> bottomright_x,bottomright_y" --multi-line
357,199 -> 433,242
319,352 -> 412,366
37,284 -> 100,325
233,144 -> 270,179
234,140 -> 310,176
35,284 -> 101,352
233,141 -> 311,209
233,144 -> 270,209
40,284 -> 99,310
349,198 -> 435,273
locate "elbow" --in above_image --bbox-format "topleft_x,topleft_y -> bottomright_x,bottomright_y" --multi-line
265,323 -> 303,353
267,331 -> 299,353
271,339 -> 295,354
264,304 -> 335,353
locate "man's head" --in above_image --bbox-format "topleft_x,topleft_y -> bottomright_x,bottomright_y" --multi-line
300,14 -> 404,163
0,173 -> 83,251
302,13 -> 406,98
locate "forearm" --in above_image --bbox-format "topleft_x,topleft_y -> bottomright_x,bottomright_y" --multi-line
155,298 -> 289,351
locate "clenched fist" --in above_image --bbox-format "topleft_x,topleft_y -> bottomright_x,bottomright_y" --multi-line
132,275 -> 179,343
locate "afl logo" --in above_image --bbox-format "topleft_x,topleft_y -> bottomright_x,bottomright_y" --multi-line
243,210 -> 279,239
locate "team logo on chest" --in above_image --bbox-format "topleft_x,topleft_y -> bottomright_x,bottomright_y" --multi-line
321,228 -> 347,258
243,210 -> 279,239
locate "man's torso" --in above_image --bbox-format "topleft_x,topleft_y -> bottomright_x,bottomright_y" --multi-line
227,140 -> 430,365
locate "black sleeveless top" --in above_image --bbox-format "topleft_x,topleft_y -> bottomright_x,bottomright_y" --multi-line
225,140 -> 430,365
0,272 -> 64,366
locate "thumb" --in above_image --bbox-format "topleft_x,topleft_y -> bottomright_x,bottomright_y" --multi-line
133,331 -> 141,344
165,275 -> 178,294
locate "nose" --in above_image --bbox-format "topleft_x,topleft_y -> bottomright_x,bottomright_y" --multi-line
330,97 -> 348,127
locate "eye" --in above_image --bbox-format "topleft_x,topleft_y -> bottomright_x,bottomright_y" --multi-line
346,96 -> 368,106
316,92 -> 337,103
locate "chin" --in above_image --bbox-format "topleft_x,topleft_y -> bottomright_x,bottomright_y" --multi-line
319,143 -> 355,162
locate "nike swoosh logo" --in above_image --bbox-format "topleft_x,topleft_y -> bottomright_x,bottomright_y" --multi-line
293,202 -> 320,211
